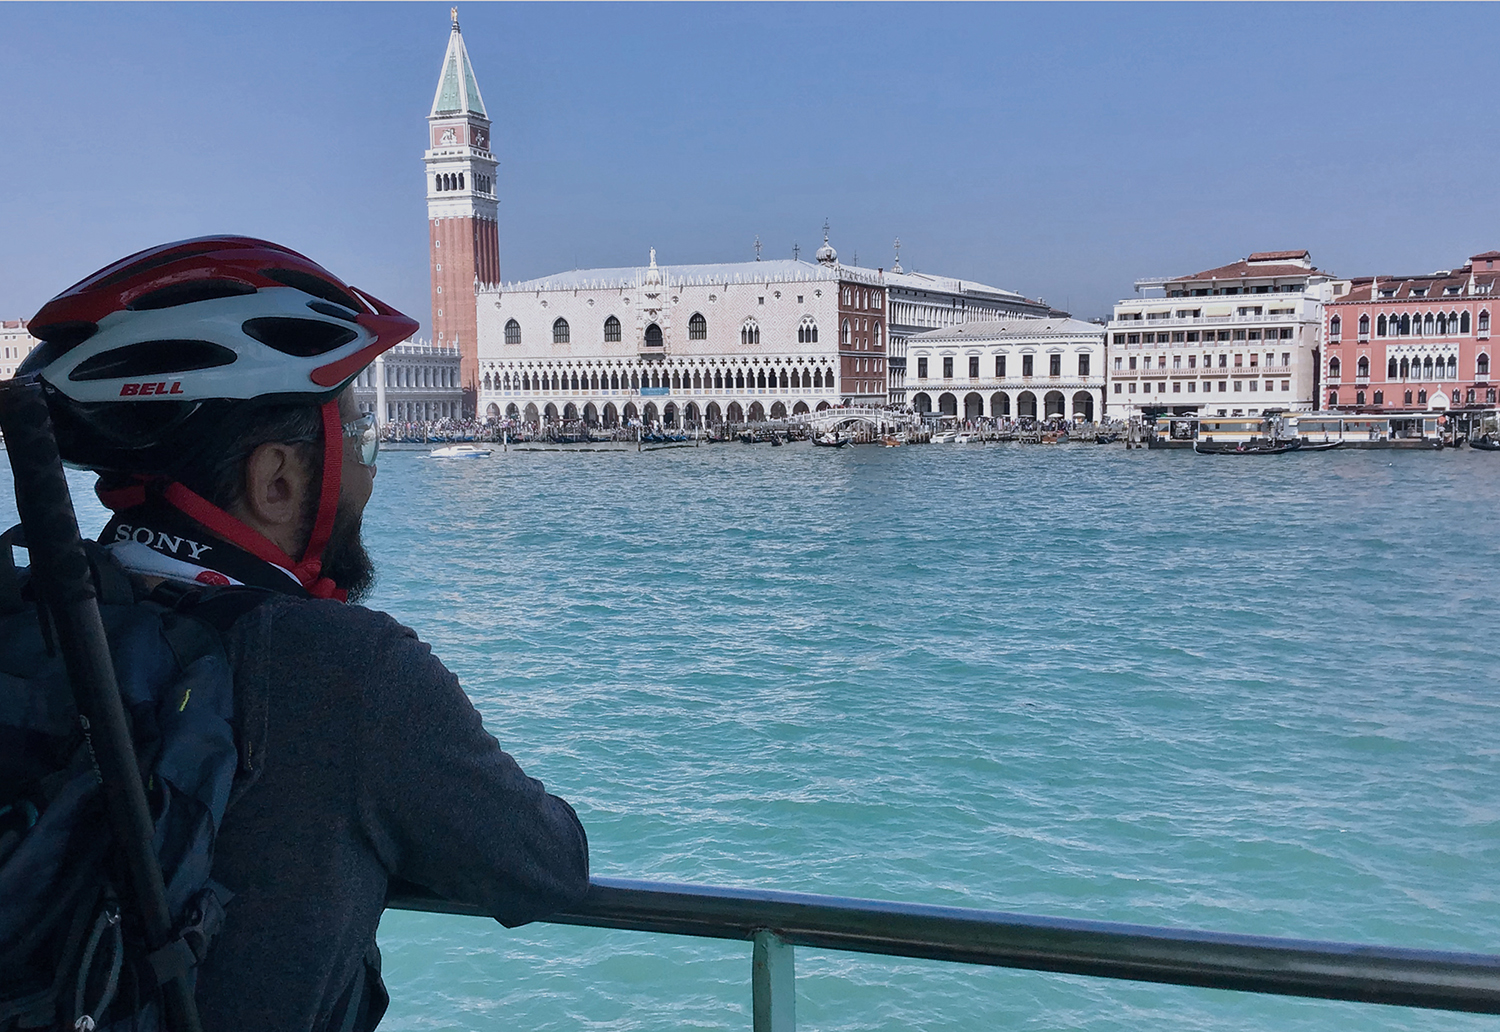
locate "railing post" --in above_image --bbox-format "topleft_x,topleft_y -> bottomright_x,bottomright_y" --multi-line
752,930 -> 795,1032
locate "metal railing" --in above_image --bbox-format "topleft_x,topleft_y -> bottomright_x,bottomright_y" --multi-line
389,877 -> 1500,1031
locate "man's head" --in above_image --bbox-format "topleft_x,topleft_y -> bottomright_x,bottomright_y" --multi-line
169,387 -> 379,601
21,236 -> 416,599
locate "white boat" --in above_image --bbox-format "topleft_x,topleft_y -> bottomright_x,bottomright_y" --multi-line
954,433 -> 977,445
429,443 -> 492,458
931,431 -> 957,444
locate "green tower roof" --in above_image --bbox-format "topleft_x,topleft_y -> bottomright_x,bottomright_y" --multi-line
430,11 -> 487,119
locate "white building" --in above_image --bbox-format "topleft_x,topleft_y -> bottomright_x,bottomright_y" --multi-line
1105,251 -> 1334,420
475,247 -> 887,426
1,320 -> 39,379
878,251 -> 1051,407
907,318 -> 1106,421
350,341 -> 463,422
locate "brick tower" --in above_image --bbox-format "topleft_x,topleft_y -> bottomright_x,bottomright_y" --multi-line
426,7 -> 498,417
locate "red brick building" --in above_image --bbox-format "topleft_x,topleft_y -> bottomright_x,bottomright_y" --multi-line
816,232 -> 886,405
1323,252 -> 1498,412
425,11 -> 499,416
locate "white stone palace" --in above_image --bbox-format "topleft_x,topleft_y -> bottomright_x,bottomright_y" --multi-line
475,241 -> 890,427
907,318 -> 1106,421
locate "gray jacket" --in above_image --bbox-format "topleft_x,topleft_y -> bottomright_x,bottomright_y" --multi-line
195,595 -> 589,1030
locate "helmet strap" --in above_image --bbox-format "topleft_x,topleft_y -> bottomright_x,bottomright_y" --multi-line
93,398 -> 349,601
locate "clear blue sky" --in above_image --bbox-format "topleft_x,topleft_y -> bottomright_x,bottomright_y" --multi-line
3,2 -> 1498,328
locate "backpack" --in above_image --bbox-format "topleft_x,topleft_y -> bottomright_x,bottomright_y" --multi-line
0,525 -> 267,1031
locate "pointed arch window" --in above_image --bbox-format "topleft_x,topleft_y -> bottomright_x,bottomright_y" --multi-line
1388,357 -> 1398,379
1399,313 -> 1411,335
604,316 -> 621,342
1356,355 -> 1369,378
1399,357 -> 1410,380
1377,314 -> 1387,337
1478,353 -> 1490,376
798,317 -> 819,344
740,320 -> 760,347
1480,310 -> 1491,335
645,323 -> 663,347
1373,390 -> 1383,405
1330,315 -> 1342,338
1461,311 -> 1472,334
1357,314 -> 1369,337
840,320 -> 850,345
688,313 -> 707,340
505,319 -> 521,346
1447,355 -> 1458,380
553,318 -> 570,344
1423,313 -> 1435,336
1328,356 -> 1341,379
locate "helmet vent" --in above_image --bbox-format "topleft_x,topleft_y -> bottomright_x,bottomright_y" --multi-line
68,340 -> 238,382
128,280 -> 257,312
242,317 -> 358,358
306,300 -> 360,323
261,268 -> 364,313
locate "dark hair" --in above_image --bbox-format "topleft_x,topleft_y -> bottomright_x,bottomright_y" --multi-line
169,401 -> 326,537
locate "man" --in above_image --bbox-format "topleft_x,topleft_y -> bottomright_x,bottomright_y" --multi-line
18,237 -> 589,1030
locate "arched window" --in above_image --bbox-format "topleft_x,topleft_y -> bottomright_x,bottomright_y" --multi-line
780,368 -> 789,388
645,323 -> 663,347
1377,314 -> 1387,336
591,372 -> 600,390
1400,314 -> 1411,335
1373,390 -> 1383,405
840,320 -> 850,345
570,371 -> 579,390
1358,314 -> 1370,336
1356,390 -> 1365,406
630,371 -> 640,390
1330,315 -> 1342,337
1388,357 -> 1398,378
505,319 -> 521,345
671,370 -> 681,390
1447,355 -> 1458,379
553,318 -> 570,344
1328,357 -> 1341,378
1418,389 -> 1428,404
482,372 -> 492,390
521,372 -> 530,391
1404,389 -> 1413,404
1461,311 -> 1472,334
693,370 -> 702,390
790,368 -> 800,388
1453,389 -> 1462,405
740,320 -> 759,347
1424,313 -> 1435,336
610,371 -> 620,389
1478,353 -> 1490,376
1422,356 -> 1434,378
688,313 -> 706,340
458,173 -> 464,190
604,316 -> 621,342
1399,357 -> 1410,379
813,368 -> 823,388
1357,356 -> 1369,377
1480,310 -> 1491,335
1328,390 -> 1339,406
735,369 -> 745,389
1437,313 -> 1448,335
825,367 -> 835,385
713,369 -> 723,390
873,324 -> 882,348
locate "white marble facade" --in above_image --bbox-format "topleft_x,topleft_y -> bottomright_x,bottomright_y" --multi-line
475,253 -> 882,426
907,318 -> 1107,421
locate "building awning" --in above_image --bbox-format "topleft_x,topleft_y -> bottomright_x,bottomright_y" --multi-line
1202,304 -> 1234,316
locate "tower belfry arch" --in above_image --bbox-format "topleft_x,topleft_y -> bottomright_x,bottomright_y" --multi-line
425,7 -> 498,417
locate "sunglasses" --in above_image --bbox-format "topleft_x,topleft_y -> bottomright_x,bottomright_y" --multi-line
342,413 -> 380,467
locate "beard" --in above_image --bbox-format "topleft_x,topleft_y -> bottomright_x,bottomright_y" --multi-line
320,499 -> 377,603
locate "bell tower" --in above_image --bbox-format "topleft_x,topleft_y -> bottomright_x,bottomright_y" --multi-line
426,7 -> 498,416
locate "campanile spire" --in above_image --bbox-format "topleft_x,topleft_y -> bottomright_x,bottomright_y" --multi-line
425,7 -> 498,415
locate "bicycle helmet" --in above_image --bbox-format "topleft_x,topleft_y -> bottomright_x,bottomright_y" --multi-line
20,236 -> 418,599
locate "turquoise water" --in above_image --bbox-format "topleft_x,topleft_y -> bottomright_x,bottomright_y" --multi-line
7,444 -> 1500,1031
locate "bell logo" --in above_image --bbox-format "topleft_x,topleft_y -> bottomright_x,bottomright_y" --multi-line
119,381 -> 185,397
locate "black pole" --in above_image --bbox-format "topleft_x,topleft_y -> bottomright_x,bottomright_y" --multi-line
0,378 -> 203,1032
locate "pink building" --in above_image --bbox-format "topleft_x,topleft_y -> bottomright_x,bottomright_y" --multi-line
1323,252 -> 1499,412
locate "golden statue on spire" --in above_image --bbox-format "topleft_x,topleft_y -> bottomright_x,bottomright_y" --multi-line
451,6 -> 459,29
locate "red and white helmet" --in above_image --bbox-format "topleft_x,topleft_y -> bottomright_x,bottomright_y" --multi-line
21,236 -> 418,600
22,235 -> 416,471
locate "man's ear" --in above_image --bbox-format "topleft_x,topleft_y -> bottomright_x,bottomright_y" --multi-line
234,442 -> 314,556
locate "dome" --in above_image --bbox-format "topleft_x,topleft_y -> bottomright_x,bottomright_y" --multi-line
815,223 -> 837,266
